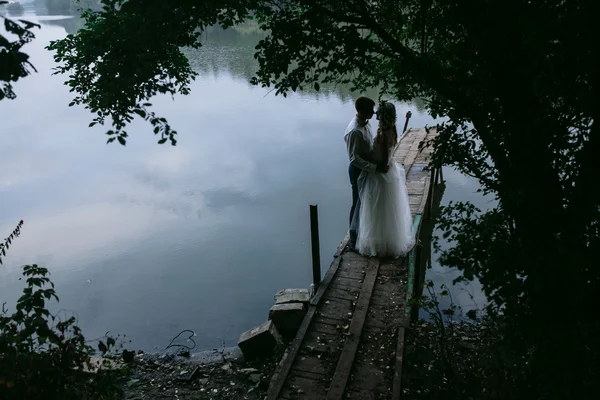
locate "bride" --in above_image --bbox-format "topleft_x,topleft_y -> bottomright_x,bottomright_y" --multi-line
355,101 -> 415,258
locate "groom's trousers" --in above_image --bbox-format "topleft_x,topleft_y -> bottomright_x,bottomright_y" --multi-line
348,163 -> 363,248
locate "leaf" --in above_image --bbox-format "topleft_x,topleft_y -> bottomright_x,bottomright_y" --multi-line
107,137 -> 116,144
466,309 -> 478,320
98,341 -> 108,354
126,379 -> 140,388
117,136 -> 126,146
158,138 -> 167,144
314,82 -> 320,91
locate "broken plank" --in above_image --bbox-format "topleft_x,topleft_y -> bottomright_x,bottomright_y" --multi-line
392,326 -> 407,400
267,304 -> 319,400
325,257 -> 381,400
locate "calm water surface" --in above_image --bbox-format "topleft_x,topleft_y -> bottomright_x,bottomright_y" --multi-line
0,12 -> 488,350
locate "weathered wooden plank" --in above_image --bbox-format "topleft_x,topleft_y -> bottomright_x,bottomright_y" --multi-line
315,297 -> 353,321
310,237 -> 349,307
409,196 -> 424,205
400,129 -> 428,173
292,354 -> 332,376
268,233 -> 346,400
372,287 -> 403,300
410,203 -> 420,215
407,163 -> 430,182
282,375 -> 328,399
417,167 -> 433,216
364,309 -> 394,330
336,268 -> 365,279
369,296 -> 398,308
371,292 -> 402,304
331,275 -> 363,289
345,389 -> 377,400
346,362 -> 387,392
327,283 -> 361,297
408,187 -> 426,196
298,341 -> 333,355
267,304 -> 318,400
414,128 -> 438,164
315,307 -> 352,322
326,258 -> 381,400
311,321 -> 343,336
319,297 -> 353,308
313,314 -> 346,327
304,332 -> 340,353
375,277 -> 405,294
338,256 -> 370,270
326,282 -> 360,293
335,234 -> 350,256
325,291 -> 359,302
289,368 -> 327,381
392,130 -> 419,164
392,326 -> 407,400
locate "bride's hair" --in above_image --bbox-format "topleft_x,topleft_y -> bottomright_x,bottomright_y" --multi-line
375,101 -> 398,149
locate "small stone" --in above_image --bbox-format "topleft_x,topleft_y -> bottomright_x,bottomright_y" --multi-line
239,368 -> 259,374
238,320 -> 282,360
248,374 -> 261,384
198,378 -> 209,385
269,303 -> 306,339
274,288 -> 310,306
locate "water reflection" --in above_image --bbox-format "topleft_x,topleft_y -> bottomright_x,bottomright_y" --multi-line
187,23 -> 381,102
39,14 -> 84,33
0,13 -> 487,350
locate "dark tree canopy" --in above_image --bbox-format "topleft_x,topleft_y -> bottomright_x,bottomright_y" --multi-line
48,0 -> 261,145
0,2 -> 39,100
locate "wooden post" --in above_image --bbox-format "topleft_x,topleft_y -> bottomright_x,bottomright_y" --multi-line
310,205 -> 321,288
427,168 -> 435,219
403,111 -> 412,134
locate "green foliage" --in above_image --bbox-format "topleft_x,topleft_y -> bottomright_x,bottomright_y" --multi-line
249,1 -> 597,397
48,0 -> 260,145
0,219 -> 23,265
405,281 -> 520,400
0,225 -> 126,399
0,5 -> 39,100
0,264 -> 125,399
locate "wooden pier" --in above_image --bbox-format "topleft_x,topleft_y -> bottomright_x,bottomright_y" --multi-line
267,127 -> 442,400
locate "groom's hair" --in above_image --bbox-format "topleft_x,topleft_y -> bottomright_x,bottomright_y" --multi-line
355,96 -> 375,114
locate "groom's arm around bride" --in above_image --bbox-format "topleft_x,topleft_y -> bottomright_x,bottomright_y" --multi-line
344,96 -> 388,250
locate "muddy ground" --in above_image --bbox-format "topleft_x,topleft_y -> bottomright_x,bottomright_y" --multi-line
120,346 -> 285,400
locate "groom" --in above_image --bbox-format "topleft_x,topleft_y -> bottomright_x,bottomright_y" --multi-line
344,96 -> 389,251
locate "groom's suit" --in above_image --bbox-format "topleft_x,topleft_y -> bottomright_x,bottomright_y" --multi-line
344,117 -> 377,249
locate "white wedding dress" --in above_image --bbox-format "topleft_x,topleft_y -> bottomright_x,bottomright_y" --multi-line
356,142 -> 415,258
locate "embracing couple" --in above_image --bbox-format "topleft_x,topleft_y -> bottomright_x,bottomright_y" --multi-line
344,96 -> 415,259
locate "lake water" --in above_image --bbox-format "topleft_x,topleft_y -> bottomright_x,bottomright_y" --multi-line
0,11 -> 488,351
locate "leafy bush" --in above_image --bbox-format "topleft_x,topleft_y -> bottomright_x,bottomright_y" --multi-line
0,224 -> 125,399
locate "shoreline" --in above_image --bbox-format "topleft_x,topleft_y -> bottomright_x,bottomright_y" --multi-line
121,345 -> 286,400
